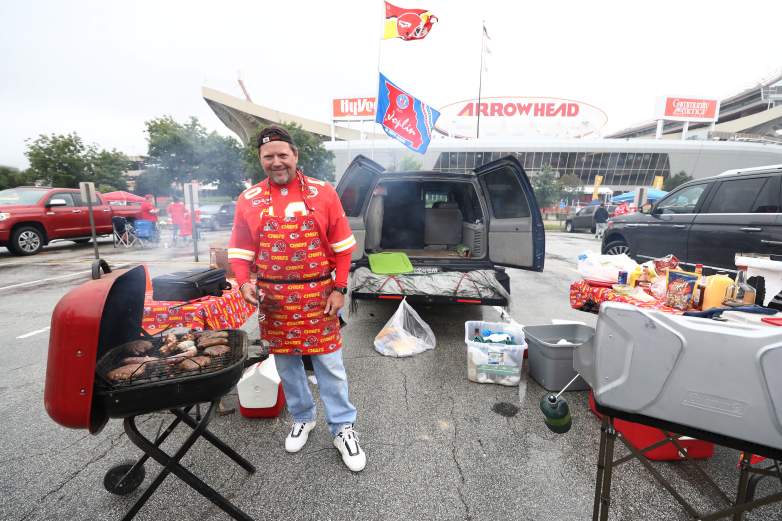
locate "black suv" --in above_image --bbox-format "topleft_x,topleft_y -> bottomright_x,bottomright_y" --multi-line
601,164 -> 781,302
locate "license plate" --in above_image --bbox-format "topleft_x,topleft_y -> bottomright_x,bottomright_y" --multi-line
413,266 -> 441,274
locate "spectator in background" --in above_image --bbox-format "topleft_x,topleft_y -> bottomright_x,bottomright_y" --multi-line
594,202 -> 609,240
180,209 -> 193,242
139,194 -> 159,223
166,196 -> 186,245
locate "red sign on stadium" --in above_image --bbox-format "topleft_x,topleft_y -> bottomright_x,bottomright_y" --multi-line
658,97 -> 720,122
332,97 -> 376,119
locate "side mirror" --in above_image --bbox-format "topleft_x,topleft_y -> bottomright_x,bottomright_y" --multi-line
47,198 -> 68,207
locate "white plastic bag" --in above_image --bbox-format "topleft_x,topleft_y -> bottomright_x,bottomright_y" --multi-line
577,251 -> 638,282
374,298 -> 436,357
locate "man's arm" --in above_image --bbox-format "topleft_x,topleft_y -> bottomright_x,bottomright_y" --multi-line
228,199 -> 259,305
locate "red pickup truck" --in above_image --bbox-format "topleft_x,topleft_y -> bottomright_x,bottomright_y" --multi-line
0,186 -> 143,255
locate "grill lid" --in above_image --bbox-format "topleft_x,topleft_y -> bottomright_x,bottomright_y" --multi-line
45,265 -> 147,433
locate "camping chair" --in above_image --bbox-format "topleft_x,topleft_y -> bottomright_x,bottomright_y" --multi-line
133,219 -> 157,246
112,216 -> 138,248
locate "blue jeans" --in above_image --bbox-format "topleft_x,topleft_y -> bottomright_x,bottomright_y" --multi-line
274,350 -> 357,436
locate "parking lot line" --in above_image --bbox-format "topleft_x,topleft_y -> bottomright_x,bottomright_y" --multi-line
16,326 -> 50,339
0,270 -> 90,292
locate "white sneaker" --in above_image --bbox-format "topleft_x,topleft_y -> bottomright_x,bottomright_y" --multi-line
285,421 -> 316,453
333,424 -> 366,472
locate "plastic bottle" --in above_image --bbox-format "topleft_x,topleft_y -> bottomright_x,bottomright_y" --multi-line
702,274 -> 733,310
724,267 -> 756,306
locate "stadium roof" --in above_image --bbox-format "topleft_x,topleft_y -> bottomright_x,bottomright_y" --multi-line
201,86 -> 385,144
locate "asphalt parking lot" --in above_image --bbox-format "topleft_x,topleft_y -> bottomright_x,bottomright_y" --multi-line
0,231 -> 779,521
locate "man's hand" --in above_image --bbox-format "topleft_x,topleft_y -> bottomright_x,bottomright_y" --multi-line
239,283 -> 259,307
324,290 -> 344,317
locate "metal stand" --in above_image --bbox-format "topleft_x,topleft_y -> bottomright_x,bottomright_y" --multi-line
107,401 -> 256,521
592,415 -> 782,521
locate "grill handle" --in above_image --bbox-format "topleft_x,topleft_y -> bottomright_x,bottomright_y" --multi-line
91,258 -> 112,280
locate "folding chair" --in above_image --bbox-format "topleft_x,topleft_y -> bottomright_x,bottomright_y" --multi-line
113,216 -> 138,248
133,219 -> 157,247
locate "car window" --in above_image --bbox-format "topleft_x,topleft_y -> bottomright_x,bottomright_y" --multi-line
340,173 -> 374,217
656,184 -> 706,214
47,193 -> 75,207
703,177 -> 772,214
482,166 -> 530,219
0,188 -> 46,205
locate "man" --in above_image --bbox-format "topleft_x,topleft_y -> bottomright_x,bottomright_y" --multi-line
594,202 -> 609,240
166,196 -> 185,245
139,194 -> 159,223
228,126 -> 365,472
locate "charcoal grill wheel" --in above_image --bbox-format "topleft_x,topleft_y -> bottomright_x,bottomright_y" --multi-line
103,461 -> 146,495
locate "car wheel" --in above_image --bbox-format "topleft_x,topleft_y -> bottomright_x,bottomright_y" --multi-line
10,225 -> 44,255
604,240 -> 630,256
565,221 -> 573,233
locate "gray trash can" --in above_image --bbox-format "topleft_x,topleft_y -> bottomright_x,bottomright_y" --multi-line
523,324 -> 594,392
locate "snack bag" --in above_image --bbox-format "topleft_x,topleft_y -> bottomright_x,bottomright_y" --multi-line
654,254 -> 679,274
665,270 -> 699,310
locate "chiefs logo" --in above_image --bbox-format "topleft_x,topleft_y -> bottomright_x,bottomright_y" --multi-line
271,240 -> 286,253
284,216 -> 297,223
328,343 -> 337,350
323,325 -> 334,336
287,294 -> 301,304
273,320 -> 282,327
287,329 -> 302,339
143,306 -> 151,316
303,336 -> 318,348
289,232 -> 300,240
307,186 -> 318,197
308,262 -> 319,269
292,347 -> 303,354
263,220 -> 279,232
303,302 -> 319,312
302,219 -> 315,231
252,199 -> 263,207
269,338 -> 282,347
292,251 -> 306,262
310,319 -> 319,325
274,284 -> 283,291
272,265 -> 282,271
309,282 -> 318,288
308,238 -> 321,250
259,251 -> 269,260
292,313 -> 302,320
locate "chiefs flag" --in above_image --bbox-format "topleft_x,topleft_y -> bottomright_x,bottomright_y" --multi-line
376,73 -> 440,154
383,2 -> 437,41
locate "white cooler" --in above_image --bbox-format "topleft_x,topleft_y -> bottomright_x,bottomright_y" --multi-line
237,355 -> 286,418
574,302 -> 782,451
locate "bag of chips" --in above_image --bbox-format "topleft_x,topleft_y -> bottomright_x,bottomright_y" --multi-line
665,270 -> 699,310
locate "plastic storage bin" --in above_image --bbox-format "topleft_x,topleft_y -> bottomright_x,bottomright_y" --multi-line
523,324 -> 593,392
464,320 -> 526,386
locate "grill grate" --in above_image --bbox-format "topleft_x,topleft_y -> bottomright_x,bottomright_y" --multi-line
96,330 -> 244,388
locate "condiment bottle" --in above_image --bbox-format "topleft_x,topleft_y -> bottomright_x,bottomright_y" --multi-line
692,264 -> 706,310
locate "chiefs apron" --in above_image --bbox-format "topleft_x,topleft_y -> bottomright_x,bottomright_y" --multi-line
255,196 -> 342,356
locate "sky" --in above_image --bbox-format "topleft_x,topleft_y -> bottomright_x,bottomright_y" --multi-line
1,0 -> 780,169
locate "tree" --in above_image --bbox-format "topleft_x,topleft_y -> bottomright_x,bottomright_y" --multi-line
531,165 -> 561,208
664,171 -> 692,191
0,166 -> 32,190
25,133 -> 129,190
243,122 -> 335,184
141,116 -> 247,197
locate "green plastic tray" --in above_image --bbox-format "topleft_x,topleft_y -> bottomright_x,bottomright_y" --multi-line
368,252 -> 414,275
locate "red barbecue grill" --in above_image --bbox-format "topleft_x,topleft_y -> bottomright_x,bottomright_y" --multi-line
44,262 -> 256,521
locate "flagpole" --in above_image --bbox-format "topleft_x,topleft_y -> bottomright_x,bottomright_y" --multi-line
477,21 -> 485,139
374,1 -> 385,160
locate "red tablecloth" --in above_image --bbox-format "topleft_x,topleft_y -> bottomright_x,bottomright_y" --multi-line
142,286 -> 255,334
569,279 -> 683,314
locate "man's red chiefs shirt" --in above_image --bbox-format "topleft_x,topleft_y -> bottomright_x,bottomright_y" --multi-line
228,173 -> 356,287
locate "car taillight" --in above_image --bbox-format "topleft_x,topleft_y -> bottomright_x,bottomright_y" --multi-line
607,221 -> 614,229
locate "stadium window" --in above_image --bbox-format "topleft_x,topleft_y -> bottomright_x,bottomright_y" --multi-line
565,152 -> 576,169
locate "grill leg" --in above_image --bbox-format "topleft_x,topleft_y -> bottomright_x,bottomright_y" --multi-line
122,401 -> 255,521
171,407 -> 255,473
732,453 -> 752,521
